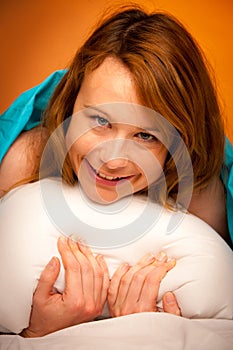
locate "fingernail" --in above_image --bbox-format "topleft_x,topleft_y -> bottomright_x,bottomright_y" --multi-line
156,251 -> 167,261
48,257 -> 57,269
59,236 -> 67,245
69,233 -> 80,242
165,292 -> 175,304
122,263 -> 130,272
145,253 -> 155,263
168,258 -> 176,267
69,237 -> 77,246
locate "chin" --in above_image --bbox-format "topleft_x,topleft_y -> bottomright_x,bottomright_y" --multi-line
80,185 -> 119,205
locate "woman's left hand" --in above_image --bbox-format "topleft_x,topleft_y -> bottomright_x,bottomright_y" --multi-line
107,252 -> 181,317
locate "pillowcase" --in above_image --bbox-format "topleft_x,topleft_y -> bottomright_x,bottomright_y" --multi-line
0,178 -> 232,333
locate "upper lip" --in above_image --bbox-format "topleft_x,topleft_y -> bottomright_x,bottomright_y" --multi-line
88,161 -> 133,180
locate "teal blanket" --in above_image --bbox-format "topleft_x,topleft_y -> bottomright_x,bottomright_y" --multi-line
0,70 -> 67,162
1,70 -> 232,243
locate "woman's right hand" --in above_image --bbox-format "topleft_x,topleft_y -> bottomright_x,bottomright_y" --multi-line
20,237 -> 109,337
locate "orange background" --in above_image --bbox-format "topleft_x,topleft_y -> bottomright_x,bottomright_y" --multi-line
1,0 -> 233,141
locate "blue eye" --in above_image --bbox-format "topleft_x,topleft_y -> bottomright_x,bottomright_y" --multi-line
137,132 -> 157,142
91,115 -> 111,127
97,116 -> 109,126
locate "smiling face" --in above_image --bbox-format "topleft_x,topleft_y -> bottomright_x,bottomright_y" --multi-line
66,57 -> 168,204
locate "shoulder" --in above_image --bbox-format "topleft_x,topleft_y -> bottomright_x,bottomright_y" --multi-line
0,127 -> 48,197
188,176 -> 230,244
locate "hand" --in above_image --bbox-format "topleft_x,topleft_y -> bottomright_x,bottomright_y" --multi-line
20,237 -> 109,337
107,252 -> 181,317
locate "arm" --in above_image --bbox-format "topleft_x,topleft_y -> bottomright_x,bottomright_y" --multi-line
0,127 -> 48,197
188,176 -> 230,244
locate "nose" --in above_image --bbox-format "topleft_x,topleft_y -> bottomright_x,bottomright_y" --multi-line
99,139 -> 129,169
105,157 -> 129,169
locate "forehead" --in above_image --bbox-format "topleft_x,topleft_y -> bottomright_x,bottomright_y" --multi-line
77,56 -> 140,105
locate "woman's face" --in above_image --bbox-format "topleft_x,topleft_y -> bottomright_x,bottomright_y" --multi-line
66,57 -> 167,204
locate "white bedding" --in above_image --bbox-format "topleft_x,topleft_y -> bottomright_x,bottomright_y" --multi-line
0,313 -> 233,350
0,179 -> 233,335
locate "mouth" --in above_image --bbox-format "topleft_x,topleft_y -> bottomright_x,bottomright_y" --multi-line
85,159 -> 133,186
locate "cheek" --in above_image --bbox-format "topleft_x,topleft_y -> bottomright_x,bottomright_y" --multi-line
157,146 -> 168,167
68,139 -> 88,161
146,148 -> 167,183
150,146 -> 167,167
67,133 -> 100,166
67,138 -> 88,170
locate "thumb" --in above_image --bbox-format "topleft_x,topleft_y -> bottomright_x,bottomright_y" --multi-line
162,291 -> 182,316
34,257 -> 60,299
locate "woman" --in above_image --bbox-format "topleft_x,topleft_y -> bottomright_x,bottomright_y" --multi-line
0,5 -> 231,337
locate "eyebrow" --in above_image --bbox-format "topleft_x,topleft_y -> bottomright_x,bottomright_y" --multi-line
142,127 -> 161,133
83,104 -> 110,118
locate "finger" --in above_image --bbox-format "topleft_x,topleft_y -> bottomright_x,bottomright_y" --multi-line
108,263 -> 130,307
77,242 -> 104,302
108,253 -> 168,310
123,264 -> 157,305
152,257 -> 176,271
77,241 -> 95,258
96,255 -> 110,306
118,252 -> 170,303
139,259 -> 176,309
134,252 -> 157,269
162,292 -> 182,316
153,252 -> 168,264
115,253 -> 156,304
57,237 -> 83,297
33,257 -> 60,300
126,256 -> 175,308
125,252 -> 167,284
68,239 -> 95,298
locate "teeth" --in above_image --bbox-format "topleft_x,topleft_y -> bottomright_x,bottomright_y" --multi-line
90,163 -> 125,181
98,172 -> 121,181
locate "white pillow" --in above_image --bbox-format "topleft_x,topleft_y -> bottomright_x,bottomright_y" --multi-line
0,178 -> 232,333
